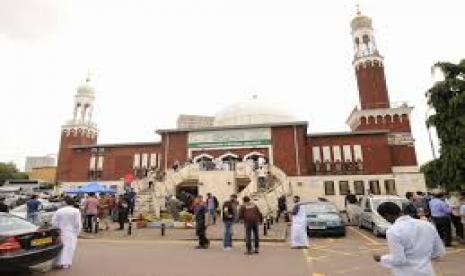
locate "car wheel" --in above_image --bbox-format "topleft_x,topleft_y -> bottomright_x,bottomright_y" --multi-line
372,224 -> 380,237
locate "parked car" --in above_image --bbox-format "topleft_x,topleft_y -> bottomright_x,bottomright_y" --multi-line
9,199 -> 64,226
0,213 -> 62,272
302,201 -> 346,237
356,195 -> 409,236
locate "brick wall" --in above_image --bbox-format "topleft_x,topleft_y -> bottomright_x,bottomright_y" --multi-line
307,133 -> 393,175
356,113 -> 411,132
356,63 -> 390,109
390,145 -> 417,167
271,126 -> 307,176
56,131 -> 96,182
163,132 -> 188,170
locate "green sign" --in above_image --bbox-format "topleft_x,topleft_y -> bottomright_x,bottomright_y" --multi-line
188,128 -> 271,149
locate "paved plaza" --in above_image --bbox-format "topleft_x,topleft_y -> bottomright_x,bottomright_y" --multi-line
12,225 -> 465,276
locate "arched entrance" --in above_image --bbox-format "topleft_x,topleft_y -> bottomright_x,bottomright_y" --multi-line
243,151 -> 265,162
193,153 -> 214,163
218,152 -> 240,171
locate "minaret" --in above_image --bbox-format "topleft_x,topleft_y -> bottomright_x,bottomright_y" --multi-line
346,9 -> 413,134
56,75 -> 99,182
351,8 -> 389,110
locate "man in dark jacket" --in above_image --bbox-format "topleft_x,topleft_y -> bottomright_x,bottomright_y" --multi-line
193,195 -> 209,249
403,192 -> 418,219
222,195 -> 236,250
276,195 -> 287,222
239,196 -> 263,255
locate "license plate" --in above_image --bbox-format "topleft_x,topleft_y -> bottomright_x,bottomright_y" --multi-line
308,225 -> 326,230
31,237 -> 53,247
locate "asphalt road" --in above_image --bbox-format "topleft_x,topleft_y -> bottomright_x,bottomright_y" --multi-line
11,226 -> 465,276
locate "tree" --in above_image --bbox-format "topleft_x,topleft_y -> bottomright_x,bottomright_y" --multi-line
0,162 -> 29,186
420,159 -> 443,189
426,59 -> 465,191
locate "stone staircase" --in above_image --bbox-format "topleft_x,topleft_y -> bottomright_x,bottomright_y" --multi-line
132,162 -> 294,219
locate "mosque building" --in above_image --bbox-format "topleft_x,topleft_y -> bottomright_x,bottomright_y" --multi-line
56,11 -> 426,210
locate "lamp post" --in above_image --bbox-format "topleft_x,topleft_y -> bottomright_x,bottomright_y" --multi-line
425,107 -> 437,160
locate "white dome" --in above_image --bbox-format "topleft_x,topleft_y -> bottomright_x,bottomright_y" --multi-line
213,97 -> 297,126
77,77 -> 95,95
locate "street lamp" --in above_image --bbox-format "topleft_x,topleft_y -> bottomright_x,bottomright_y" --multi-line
425,106 -> 437,160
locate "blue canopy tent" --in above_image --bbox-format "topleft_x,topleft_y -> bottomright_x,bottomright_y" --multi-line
65,182 -> 116,194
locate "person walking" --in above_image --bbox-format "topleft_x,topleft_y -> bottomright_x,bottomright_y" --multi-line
83,193 -> 99,233
193,195 -> 209,249
116,195 -> 128,230
344,191 -> 358,224
403,192 -> 418,219
52,197 -> 82,269
222,195 -> 236,251
429,191 -> 452,246
373,202 -> 445,276
206,193 -> 218,225
26,194 -> 41,224
125,188 -> 137,217
239,196 -> 262,255
290,196 -> 309,249
276,195 -> 287,222
460,191 -> 465,243
98,193 -> 111,231
447,192 -> 464,240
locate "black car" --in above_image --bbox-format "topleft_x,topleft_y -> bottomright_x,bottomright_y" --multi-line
0,212 -> 62,272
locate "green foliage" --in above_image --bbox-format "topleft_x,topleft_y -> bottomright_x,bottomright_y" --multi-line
0,162 -> 29,185
420,159 -> 443,189
426,59 -> 465,191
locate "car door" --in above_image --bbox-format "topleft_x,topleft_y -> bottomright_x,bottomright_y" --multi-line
361,198 -> 372,228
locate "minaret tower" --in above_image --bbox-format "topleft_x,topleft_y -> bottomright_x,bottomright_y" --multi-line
56,75 -> 99,182
346,9 -> 413,134
351,7 -> 389,109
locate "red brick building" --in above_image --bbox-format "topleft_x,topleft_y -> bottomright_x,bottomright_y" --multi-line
56,12 -> 425,207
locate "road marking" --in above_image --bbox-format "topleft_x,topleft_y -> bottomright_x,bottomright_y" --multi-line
312,273 -> 325,276
347,226 -> 382,245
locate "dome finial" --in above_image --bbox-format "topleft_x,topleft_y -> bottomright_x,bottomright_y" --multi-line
85,70 -> 92,83
356,3 -> 361,16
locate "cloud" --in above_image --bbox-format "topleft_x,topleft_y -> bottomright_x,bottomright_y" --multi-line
0,0 -> 71,40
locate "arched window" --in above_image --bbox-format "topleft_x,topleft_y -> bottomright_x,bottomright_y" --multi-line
193,153 -> 214,163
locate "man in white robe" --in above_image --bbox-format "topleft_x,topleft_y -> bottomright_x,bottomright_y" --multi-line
291,196 -> 309,249
52,197 -> 82,269
373,202 -> 445,276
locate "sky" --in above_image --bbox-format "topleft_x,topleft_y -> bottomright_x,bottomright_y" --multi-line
1,0 -> 463,170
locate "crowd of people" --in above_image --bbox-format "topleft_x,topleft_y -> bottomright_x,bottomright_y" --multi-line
402,190 -> 465,246
42,188 -> 138,269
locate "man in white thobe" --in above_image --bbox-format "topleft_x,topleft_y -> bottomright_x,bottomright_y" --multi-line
52,197 -> 82,269
374,202 -> 445,276
291,196 -> 309,249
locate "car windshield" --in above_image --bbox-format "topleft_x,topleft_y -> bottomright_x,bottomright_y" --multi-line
0,215 -> 37,233
303,203 -> 338,213
372,199 -> 408,212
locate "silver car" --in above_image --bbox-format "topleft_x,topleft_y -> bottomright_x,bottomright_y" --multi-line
302,201 -> 346,237
357,195 -> 409,236
9,199 -> 64,226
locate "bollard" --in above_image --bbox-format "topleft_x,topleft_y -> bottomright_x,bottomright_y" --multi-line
276,214 -> 279,223
128,217 -> 133,236
263,223 -> 267,236
161,223 -> 166,236
95,217 -> 100,234
270,216 -> 274,225
266,219 -> 271,230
